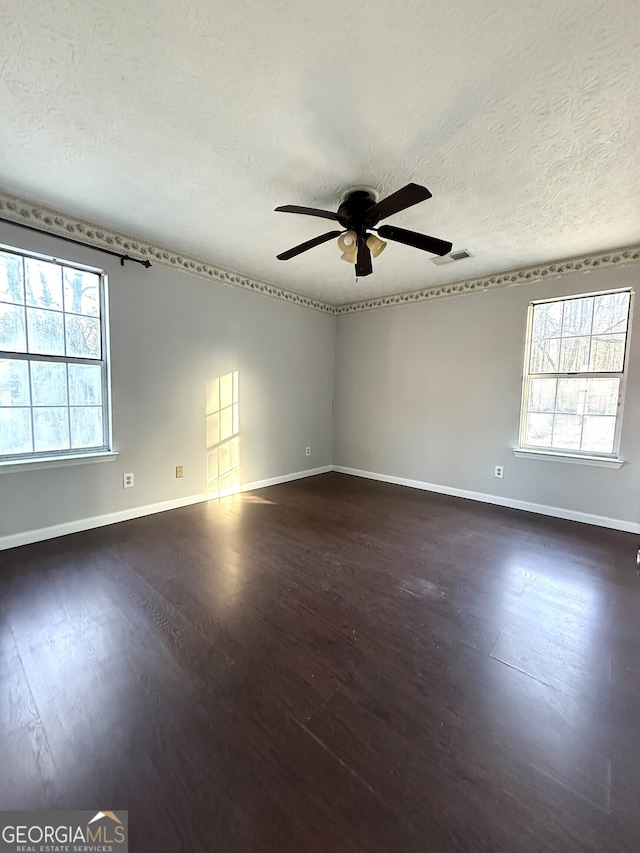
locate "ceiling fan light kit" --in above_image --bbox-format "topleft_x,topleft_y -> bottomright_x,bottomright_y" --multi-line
338,231 -> 358,263
275,183 -> 452,278
366,233 -> 387,258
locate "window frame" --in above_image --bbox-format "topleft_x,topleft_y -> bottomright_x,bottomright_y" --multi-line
517,287 -> 633,463
0,243 -> 114,466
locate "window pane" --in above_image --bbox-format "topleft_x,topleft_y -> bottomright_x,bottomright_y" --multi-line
562,297 -> 593,336
26,308 -> 65,355
532,302 -> 563,340
31,361 -> 68,406
65,314 -> 101,358
0,359 -> 30,405
552,414 -> 582,450
0,303 -> 27,352
24,258 -> 63,309
70,406 -> 103,448
556,378 -> 587,414
581,416 -> 616,454
530,338 -> 560,373
521,290 -> 631,458
0,252 -> 24,304
585,378 -> 619,416
0,407 -> 32,454
68,364 -> 102,405
525,413 -> 553,446
559,336 -> 590,372
589,334 -> 626,372
528,378 -> 557,412
63,269 -> 100,317
0,247 -> 110,461
33,407 -> 70,452
232,402 -> 239,434
592,292 -> 629,335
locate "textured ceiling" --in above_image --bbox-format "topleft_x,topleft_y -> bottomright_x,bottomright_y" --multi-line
1,0 -> 639,307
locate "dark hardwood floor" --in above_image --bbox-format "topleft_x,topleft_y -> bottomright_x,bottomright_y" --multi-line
1,472 -> 639,852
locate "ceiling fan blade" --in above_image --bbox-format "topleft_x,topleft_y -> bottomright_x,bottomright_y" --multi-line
367,183 -> 432,222
355,241 -> 373,277
275,204 -> 340,221
377,224 -> 452,256
276,230 -> 342,261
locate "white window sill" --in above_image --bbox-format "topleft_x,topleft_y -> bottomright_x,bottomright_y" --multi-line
0,451 -> 119,474
512,448 -> 624,469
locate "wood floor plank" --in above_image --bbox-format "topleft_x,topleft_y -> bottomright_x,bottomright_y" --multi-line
1,472 -> 639,851
488,626 -> 611,695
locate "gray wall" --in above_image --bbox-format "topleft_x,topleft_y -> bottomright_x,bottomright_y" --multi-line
334,264 -> 640,531
3,218 -> 639,546
0,223 -> 335,545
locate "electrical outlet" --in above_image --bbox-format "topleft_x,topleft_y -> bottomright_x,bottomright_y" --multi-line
123,472 -> 134,488
494,465 -> 504,479
305,446 -> 311,457
176,465 -> 184,478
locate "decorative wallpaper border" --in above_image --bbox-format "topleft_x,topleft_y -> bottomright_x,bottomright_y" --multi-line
335,244 -> 640,314
2,190 -> 639,315
0,192 -> 334,315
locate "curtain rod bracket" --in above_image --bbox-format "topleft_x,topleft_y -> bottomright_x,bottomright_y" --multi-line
120,254 -> 152,268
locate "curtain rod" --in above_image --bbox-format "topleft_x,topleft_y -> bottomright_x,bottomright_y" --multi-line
0,215 -> 152,268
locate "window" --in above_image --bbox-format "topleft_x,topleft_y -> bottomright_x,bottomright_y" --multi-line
519,289 -> 632,459
0,245 -> 111,462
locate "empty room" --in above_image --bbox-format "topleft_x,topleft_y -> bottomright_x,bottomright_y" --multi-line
1,1 -> 639,851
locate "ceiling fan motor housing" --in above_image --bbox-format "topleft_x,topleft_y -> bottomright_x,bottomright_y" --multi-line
336,191 -> 380,237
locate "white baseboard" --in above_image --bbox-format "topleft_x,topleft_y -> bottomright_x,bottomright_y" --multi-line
333,465 -> 640,534
0,493 -> 210,551
238,465 -> 333,493
0,466 -> 333,551
3,462 -> 636,550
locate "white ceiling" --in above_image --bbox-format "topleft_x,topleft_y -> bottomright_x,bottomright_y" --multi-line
1,0 -> 639,307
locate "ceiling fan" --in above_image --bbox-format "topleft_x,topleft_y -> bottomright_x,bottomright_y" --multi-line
275,183 -> 452,277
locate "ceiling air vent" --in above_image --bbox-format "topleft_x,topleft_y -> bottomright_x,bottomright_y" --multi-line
431,249 -> 472,265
